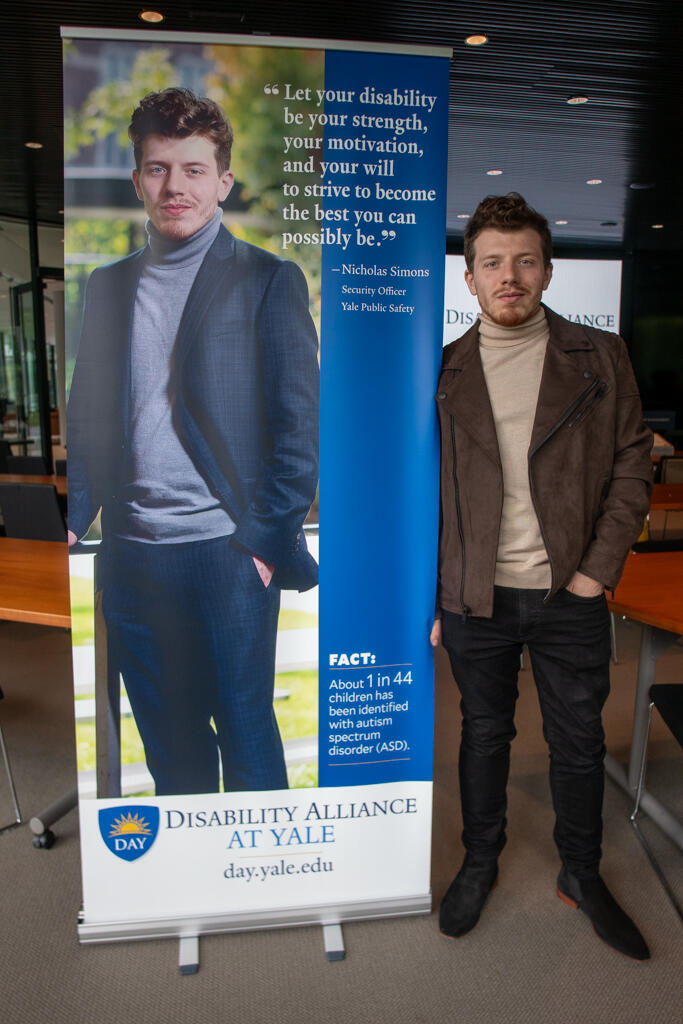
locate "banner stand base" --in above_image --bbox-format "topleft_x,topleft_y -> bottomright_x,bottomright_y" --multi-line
322,923 -> 345,961
178,935 -> 199,975
174,923 -> 345,974
78,893 -> 431,959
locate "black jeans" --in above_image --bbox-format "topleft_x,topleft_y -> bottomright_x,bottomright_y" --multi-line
442,586 -> 611,879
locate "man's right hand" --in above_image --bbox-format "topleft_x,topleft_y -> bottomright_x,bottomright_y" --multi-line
565,570 -> 604,598
430,619 -> 442,647
67,530 -> 78,547
252,554 -> 274,588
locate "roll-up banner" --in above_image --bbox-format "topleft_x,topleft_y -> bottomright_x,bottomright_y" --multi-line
63,27 -> 449,944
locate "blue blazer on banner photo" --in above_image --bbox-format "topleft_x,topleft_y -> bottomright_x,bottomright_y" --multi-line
68,224 -> 320,591
68,222 -> 319,796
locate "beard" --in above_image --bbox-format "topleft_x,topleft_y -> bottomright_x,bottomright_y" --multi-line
490,305 -> 531,327
157,219 -> 193,240
149,199 -> 219,241
483,293 -> 540,328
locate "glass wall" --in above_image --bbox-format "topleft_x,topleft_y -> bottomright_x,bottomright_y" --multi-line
0,217 -> 64,466
0,219 -> 32,457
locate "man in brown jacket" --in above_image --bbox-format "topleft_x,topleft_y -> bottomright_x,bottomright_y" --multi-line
432,193 -> 652,959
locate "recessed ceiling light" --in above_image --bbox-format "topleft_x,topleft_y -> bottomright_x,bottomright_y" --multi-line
58,209 -> 64,215
600,221 -> 618,227
456,214 -> 470,219
629,182 -> 654,190
486,169 -> 503,176
139,9 -> 164,22
586,179 -> 602,185
555,220 -> 568,225
465,34 -> 488,46
567,95 -> 588,105
652,223 -> 664,229
25,141 -> 43,149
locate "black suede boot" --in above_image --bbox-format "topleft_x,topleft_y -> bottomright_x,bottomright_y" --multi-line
439,854 -> 499,938
557,866 -> 650,960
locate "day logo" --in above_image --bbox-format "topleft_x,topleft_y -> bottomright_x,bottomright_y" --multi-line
98,805 -> 160,862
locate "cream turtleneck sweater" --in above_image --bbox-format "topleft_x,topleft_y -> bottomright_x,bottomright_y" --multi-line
479,307 -> 551,589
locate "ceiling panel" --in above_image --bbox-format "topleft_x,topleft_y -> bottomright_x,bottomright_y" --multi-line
1,0 -> 681,252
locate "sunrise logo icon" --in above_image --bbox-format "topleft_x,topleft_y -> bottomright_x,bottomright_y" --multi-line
108,812 -> 153,837
98,805 -> 160,861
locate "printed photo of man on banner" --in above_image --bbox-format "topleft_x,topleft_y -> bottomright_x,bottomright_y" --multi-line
68,85 -> 320,798
66,41 -> 326,800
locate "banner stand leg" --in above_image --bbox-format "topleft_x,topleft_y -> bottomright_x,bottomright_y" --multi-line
178,935 -> 199,975
322,923 -> 345,961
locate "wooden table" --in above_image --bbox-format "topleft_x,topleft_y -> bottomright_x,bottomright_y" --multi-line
0,537 -> 75,841
606,550 -> 683,851
0,536 -> 119,814
0,473 -> 67,499
0,537 -> 70,628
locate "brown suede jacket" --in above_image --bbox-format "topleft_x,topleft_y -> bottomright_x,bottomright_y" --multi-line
436,305 -> 653,618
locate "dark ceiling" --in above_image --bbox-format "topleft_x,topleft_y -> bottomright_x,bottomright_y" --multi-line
3,0 -> 682,253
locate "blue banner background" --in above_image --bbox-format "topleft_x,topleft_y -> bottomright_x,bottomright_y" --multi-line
318,50 -> 448,787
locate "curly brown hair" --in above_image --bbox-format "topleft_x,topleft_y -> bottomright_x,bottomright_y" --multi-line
464,193 -> 552,270
129,88 -> 233,174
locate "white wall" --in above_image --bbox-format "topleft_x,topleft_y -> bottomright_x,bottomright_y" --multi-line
443,255 -> 622,346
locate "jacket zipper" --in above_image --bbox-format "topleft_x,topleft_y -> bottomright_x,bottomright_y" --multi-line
450,416 -> 470,621
567,381 -> 606,428
529,377 -> 600,459
528,375 -> 603,599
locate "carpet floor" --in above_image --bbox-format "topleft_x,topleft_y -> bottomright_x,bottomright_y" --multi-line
0,617 -> 681,1024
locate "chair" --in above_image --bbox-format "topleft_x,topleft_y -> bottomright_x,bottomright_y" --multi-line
660,456 -> 683,484
54,459 -> 67,477
647,509 -> 683,543
630,683 -> 683,922
5,454 -> 48,475
647,463 -> 683,543
0,483 -> 66,541
0,686 -> 22,833
0,440 -> 13,473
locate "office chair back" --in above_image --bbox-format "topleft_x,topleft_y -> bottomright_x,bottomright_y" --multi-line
5,454 -> 49,475
631,683 -> 683,922
0,440 -> 12,473
0,483 -> 66,541
661,456 -> 683,483
650,684 -> 683,746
